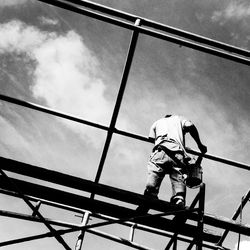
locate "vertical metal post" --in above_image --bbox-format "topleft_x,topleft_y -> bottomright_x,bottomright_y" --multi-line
92,18 -> 142,195
196,183 -> 205,250
75,211 -> 91,250
129,223 -> 136,242
173,237 -> 177,250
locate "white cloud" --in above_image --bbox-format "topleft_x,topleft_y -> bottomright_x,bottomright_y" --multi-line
0,20 -> 112,147
39,16 -> 59,26
0,20 -> 50,54
234,240 -> 250,250
0,0 -> 28,7
32,30 -> 111,124
0,115 -> 30,152
212,1 -> 250,22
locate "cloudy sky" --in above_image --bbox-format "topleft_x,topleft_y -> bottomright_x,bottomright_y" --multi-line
0,0 -> 249,249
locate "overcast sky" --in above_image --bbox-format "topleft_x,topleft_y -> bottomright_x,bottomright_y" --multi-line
0,0 -> 249,249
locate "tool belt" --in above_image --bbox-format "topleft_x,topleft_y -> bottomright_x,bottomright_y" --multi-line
153,144 -> 189,169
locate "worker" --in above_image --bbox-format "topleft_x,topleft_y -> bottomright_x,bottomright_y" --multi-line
137,114 -> 207,213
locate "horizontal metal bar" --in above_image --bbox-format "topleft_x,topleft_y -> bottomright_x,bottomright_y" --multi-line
87,228 -> 155,250
0,171 -> 248,240
0,188 -> 217,249
186,148 -> 250,171
39,0 -> 250,58
0,156 -> 196,216
37,0 -> 250,65
0,94 -> 107,131
0,209 -> 221,249
0,172 -> 249,240
0,176 -> 222,242
0,209 -> 80,229
1,93 -> 249,171
0,209 -> 155,250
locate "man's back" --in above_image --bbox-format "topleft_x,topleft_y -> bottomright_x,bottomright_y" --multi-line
149,115 -> 192,152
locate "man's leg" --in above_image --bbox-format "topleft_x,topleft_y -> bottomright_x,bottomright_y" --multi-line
169,166 -> 186,207
136,150 -> 165,214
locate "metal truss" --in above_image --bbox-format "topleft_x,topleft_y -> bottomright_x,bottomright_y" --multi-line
0,0 -> 250,249
0,158 -> 249,249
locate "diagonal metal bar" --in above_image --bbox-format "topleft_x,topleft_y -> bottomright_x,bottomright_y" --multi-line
0,168 -> 71,250
216,189 -> 250,246
92,18 -> 142,190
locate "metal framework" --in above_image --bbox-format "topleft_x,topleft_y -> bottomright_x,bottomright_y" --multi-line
0,0 -> 249,249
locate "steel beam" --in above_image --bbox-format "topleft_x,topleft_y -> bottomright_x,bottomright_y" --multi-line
0,94 -> 107,131
37,0 -> 250,65
62,0 -> 249,58
0,95 -> 250,172
0,158 -> 249,237
186,148 -> 250,171
0,176 -> 221,242
93,18 -> 141,187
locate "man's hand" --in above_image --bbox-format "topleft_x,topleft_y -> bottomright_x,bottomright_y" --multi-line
198,144 -> 207,154
188,124 -> 207,155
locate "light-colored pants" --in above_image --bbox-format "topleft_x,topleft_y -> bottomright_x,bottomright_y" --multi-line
145,146 -> 186,200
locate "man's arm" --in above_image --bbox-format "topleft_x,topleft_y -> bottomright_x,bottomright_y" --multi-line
186,123 -> 207,154
148,122 -> 156,143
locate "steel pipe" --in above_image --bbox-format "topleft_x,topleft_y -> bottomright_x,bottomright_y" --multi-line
37,0 -> 250,65
0,94 -> 249,171
0,209 -> 221,250
61,0 -> 249,57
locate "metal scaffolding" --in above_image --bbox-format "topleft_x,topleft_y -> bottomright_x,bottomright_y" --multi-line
0,0 -> 249,249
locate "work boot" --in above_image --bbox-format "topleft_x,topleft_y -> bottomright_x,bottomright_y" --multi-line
135,205 -> 149,215
170,196 -> 185,208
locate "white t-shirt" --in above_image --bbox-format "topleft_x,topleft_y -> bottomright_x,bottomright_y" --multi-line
149,115 -> 193,153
